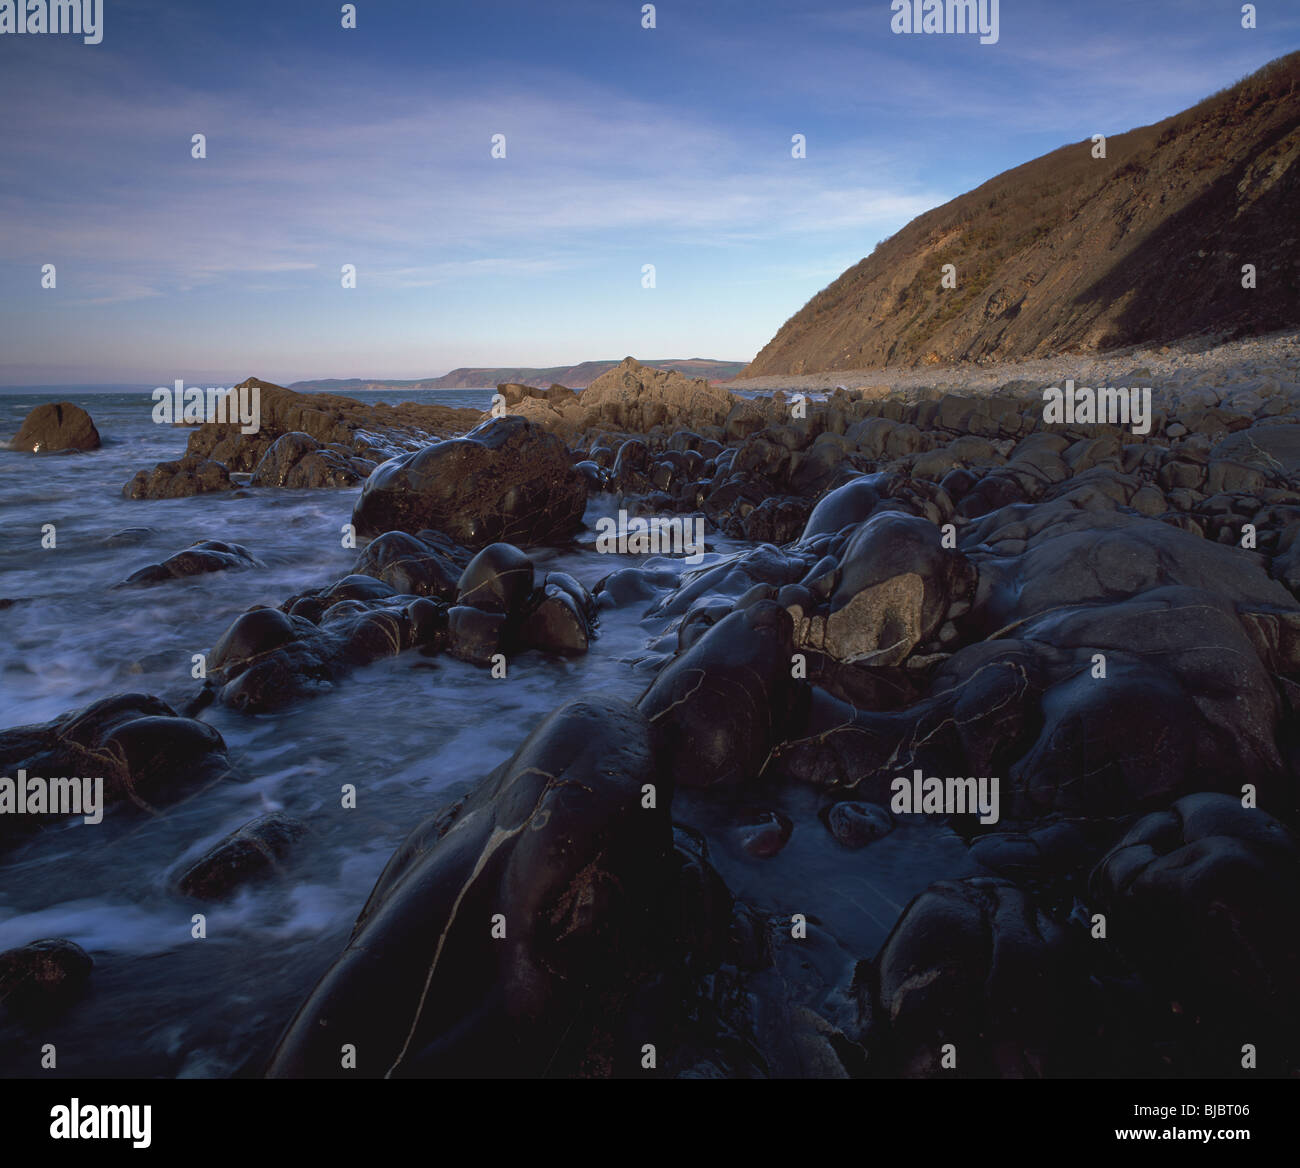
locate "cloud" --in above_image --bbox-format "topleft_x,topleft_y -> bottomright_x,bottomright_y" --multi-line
0,52 -> 943,299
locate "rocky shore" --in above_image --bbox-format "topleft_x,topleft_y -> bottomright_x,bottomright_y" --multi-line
4,345 -> 1300,1077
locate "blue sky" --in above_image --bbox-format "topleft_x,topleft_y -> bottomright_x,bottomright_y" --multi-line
0,0 -> 1295,385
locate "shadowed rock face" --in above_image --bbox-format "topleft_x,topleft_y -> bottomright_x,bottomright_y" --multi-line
11,402 -> 101,453
1090,793 -> 1300,1029
351,415 -> 587,547
874,877 -> 1083,1078
265,697 -> 676,1078
637,600 -> 800,790
769,585 -> 1290,819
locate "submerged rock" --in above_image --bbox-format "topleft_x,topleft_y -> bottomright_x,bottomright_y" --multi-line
177,813 -> 308,900
119,540 -> 261,586
0,939 -> 94,1020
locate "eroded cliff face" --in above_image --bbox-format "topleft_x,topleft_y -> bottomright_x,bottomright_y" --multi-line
742,52 -> 1300,378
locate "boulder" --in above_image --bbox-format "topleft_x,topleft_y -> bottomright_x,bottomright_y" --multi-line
0,939 -> 93,1019
637,600 -> 798,789
12,402 -> 100,452
351,416 -> 586,547
266,697 -> 675,1078
177,813 -> 308,900
123,455 -> 233,499
119,540 -> 261,587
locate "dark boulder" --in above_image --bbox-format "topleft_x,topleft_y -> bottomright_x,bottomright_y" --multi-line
12,402 -> 100,453
123,455 -> 233,499
1090,792 -> 1300,1031
266,697 -> 675,1078
0,939 -> 93,1020
455,543 -> 534,615
351,530 -> 468,599
351,416 -> 587,547
0,694 -> 235,849
874,877 -> 1084,1077
637,600 -> 799,789
119,540 -> 261,587
177,813 -> 308,900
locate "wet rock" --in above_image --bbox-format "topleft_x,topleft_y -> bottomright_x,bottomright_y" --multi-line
0,939 -> 93,1019
446,605 -> 507,665
638,600 -> 799,789
352,529 -> 469,599
12,402 -> 100,452
649,542 -> 809,619
967,822 -> 1096,891
729,808 -> 794,858
0,694 -> 235,848
123,454 -> 234,499
119,540 -> 261,586
742,496 -> 813,544
1090,792 -> 1300,1030
177,813 -> 308,900
874,877 -> 1083,1077
521,577 -> 592,655
823,801 -> 894,848
963,500 -> 1295,635
208,599 -> 439,712
456,543 -> 534,615
790,512 -> 975,665
594,565 -> 682,609
799,471 -> 951,539
266,696 -> 676,1078
250,431 -> 369,488
126,377 -> 482,489
352,416 -> 586,547
100,527 -> 155,548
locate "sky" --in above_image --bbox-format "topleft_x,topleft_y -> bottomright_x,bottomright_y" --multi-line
0,0 -> 1295,386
